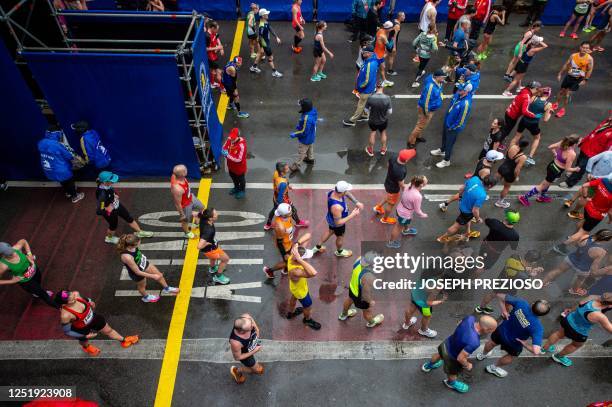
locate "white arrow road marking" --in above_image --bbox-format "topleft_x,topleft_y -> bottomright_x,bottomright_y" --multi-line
119,258 -> 263,280
140,239 -> 264,251
115,282 -> 262,302
138,211 -> 265,228
424,194 -> 567,202
149,231 -> 266,238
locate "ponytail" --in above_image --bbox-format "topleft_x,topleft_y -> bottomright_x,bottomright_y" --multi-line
410,175 -> 427,189
116,233 -> 140,254
560,134 -> 580,150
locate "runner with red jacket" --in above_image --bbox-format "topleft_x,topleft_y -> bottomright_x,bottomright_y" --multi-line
222,128 -> 248,199
471,0 -> 492,40
500,81 -> 541,144
445,0 -> 469,43
562,113 -> 612,188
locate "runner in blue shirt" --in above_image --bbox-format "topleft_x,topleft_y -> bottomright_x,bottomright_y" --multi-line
437,175 -> 497,243
477,294 -> 550,377
422,315 -> 498,393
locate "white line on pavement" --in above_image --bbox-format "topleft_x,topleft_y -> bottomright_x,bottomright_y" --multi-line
119,258 -> 264,280
0,339 -> 608,362
6,181 -> 579,192
115,282 -> 263,302
394,94 -> 514,100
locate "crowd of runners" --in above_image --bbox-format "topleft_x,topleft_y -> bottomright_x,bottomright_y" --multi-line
1,0 -> 611,398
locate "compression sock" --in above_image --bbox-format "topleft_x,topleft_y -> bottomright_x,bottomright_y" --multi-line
525,187 -> 539,198
539,187 -> 549,197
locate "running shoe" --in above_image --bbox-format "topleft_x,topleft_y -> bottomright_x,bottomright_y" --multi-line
387,70 -> 398,76
230,366 -> 246,384
249,66 -> 261,74
568,287 -> 587,296
229,187 -> 237,195
237,111 -> 250,118
0,183 -> 7,191
318,72 -> 328,79
541,345 -> 556,354
272,70 -> 283,78
567,211 -> 583,220
213,274 -> 230,285
525,156 -> 536,166
342,119 -> 356,127
104,235 -> 120,244
474,305 -> 494,314
411,81 -> 420,88
444,379 -> 469,393
502,91 -> 514,97
310,74 -> 321,82
402,316 -> 417,330
303,318 -> 321,330
555,108 -> 566,118
551,102 -> 559,111
382,79 -> 394,87
185,231 -> 196,239
136,230 -> 154,238
582,25 -> 595,32
412,55 -> 420,63
287,307 -> 304,319
81,344 -> 101,356
313,245 -> 326,253
569,33 -> 578,39
418,328 -> 437,338
436,160 -> 451,168
335,249 -> 353,258
439,202 -> 448,212
356,115 -> 369,122
121,335 -> 140,348
518,195 -> 531,207
338,308 -> 357,321
162,286 -> 180,295
365,145 -> 374,157
263,223 -> 272,231
495,199 -> 511,209
366,313 -> 384,328
536,195 -> 553,203
421,359 -> 442,372
380,217 -> 397,225
352,89 -> 360,99
263,266 -> 275,279
296,219 -> 310,228
552,353 -> 573,367
436,235 -> 450,243
142,294 -> 160,303
476,350 -> 492,360
250,52 -> 257,59
563,198 -> 574,208
234,191 -> 245,199
386,240 -> 401,249
209,265 -> 219,274
45,290 -> 54,298
373,205 -> 385,215
402,228 -> 418,236
430,148 -> 444,157
486,364 -> 508,378
292,46 -> 302,54
71,192 -> 85,203
503,74 -> 513,83
559,31 -> 566,38
380,147 -> 387,155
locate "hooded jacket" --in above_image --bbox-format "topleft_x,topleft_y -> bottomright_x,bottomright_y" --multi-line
222,128 -> 247,175
291,100 -> 318,145
38,130 -> 74,182
80,129 -> 111,169
355,56 -> 381,94
444,92 -> 472,131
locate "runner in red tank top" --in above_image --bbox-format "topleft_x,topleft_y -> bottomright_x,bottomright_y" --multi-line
291,0 -> 306,53
56,290 -> 139,356
205,20 -> 225,89
171,164 -> 205,240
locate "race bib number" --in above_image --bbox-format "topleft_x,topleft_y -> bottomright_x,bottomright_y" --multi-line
138,253 -> 148,271
23,265 -> 36,279
83,307 -> 94,325
112,195 -> 120,209
287,226 -> 294,241
247,333 -> 259,352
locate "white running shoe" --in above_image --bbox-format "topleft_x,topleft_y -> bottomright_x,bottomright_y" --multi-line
436,160 -> 451,168
502,91 -> 513,97
418,327 -> 438,338
382,80 -> 394,87
486,364 -> 508,378
104,235 -> 119,244
477,350 -> 493,361
430,148 -> 445,157
249,66 -> 261,73
402,316 -> 417,330
495,199 -> 511,209
272,70 -> 283,78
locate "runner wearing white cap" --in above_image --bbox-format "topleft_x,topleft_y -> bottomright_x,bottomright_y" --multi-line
313,181 -> 363,258
263,203 -> 307,279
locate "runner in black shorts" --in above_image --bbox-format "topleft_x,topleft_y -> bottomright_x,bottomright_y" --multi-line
229,313 -> 264,383
456,211 -> 474,226
339,253 -> 385,328
96,171 -> 154,244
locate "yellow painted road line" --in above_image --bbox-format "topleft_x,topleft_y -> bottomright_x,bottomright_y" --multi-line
216,20 -> 245,124
154,19 -> 244,407
154,178 -> 211,407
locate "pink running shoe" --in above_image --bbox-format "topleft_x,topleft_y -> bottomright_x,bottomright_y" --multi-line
518,195 -> 530,207
555,108 -> 566,118
536,195 -> 553,203
296,220 -> 310,228
264,223 -> 272,231
569,33 -> 578,39
559,31 -> 566,38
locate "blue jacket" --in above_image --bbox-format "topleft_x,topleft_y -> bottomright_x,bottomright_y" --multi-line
355,56 -> 380,94
418,75 -> 443,113
444,93 -> 472,131
290,108 -> 318,145
455,68 -> 480,95
38,130 -> 74,182
81,129 -> 111,169
352,0 -> 368,19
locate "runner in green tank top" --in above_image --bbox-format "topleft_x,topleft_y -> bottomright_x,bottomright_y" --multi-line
0,240 -> 58,308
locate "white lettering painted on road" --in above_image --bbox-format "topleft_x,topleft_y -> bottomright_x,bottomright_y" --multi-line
138,211 -> 265,228
115,282 -> 262,302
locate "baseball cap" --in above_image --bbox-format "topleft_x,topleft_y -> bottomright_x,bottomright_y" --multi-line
335,180 -> 353,193
228,128 -> 240,140
233,56 -> 243,65
398,149 -> 416,163
299,98 -> 313,113
527,80 -> 542,89
465,63 -> 478,72
433,69 -> 446,77
383,21 -> 394,29
360,251 -> 380,269
459,82 -> 473,93
363,45 -> 375,53
0,242 -> 14,257
505,209 -> 521,224
98,171 -> 119,183
299,247 -> 315,260
275,203 -> 292,217
485,150 -> 504,162
259,8 -> 270,16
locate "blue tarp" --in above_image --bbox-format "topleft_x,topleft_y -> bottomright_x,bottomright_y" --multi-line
193,21 -> 224,164
0,40 -> 48,180
23,52 -> 200,177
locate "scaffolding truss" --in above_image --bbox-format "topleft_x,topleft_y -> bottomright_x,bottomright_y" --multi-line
0,2 -> 215,172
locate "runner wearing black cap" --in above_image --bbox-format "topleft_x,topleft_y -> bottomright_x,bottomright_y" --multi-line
222,56 -> 249,118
